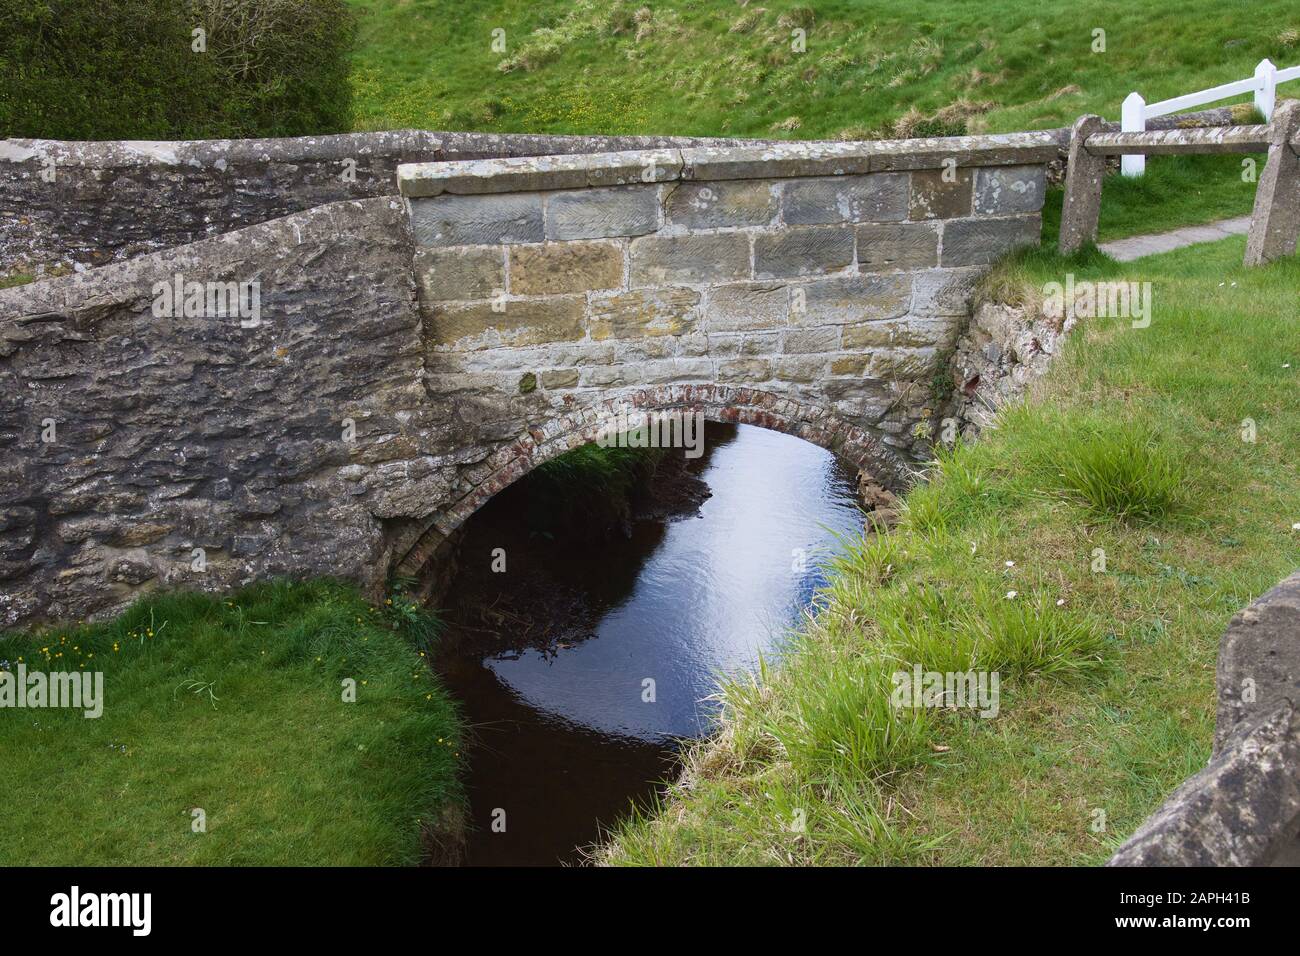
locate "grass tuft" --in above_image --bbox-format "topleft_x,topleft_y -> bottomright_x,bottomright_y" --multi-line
1045,421 -> 1183,523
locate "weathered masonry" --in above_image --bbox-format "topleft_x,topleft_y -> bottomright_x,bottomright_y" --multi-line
392,137 -> 1054,566
0,131 -> 1056,628
0,129 -> 758,274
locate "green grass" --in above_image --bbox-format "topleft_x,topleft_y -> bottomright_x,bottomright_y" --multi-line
347,1 -> 1290,238
0,272 -> 34,289
347,0 -> 1298,140
0,579 -> 464,866
531,442 -> 662,499
1040,153 -> 1266,245
603,236 -> 1300,865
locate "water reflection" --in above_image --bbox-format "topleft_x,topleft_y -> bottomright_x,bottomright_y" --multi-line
436,422 -> 865,865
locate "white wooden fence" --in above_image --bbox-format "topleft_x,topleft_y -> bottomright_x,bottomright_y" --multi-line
1121,58 -> 1300,175
1060,101 -> 1300,266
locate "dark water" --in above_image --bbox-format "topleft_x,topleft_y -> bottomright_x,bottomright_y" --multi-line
436,422 -> 865,866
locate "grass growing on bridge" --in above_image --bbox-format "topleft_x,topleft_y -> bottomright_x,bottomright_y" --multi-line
603,237 -> 1300,865
0,580 -> 463,866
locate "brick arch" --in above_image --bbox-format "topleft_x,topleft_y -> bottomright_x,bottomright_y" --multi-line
390,383 -> 909,579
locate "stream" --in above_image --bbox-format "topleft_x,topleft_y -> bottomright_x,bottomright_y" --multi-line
434,422 -> 866,866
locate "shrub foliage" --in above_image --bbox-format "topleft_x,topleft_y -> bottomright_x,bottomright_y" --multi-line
0,0 -> 357,139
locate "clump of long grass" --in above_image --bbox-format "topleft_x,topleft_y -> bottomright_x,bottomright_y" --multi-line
751,629 -> 937,781
1047,421 -> 1183,523
871,584 -> 1106,680
896,444 -> 994,537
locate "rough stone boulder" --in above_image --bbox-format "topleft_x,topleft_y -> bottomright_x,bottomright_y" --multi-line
1108,571 -> 1300,866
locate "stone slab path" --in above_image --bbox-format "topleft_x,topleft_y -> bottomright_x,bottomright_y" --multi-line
1099,215 -> 1251,261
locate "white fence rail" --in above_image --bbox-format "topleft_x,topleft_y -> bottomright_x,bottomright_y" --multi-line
1121,58 -> 1300,175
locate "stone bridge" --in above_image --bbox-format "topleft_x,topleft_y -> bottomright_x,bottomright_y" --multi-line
0,130 -> 1056,628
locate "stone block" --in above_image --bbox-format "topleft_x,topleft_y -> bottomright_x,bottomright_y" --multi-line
616,338 -> 678,361
664,180 -> 777,228
678,332 -> 709,356
540,368 -> 581,389
589,287 -> 700,340
629,233 -> 750,285
792,274 -> 911,326
869,347 -> 940,379
911,268 -> 980,316
830,354 -> 870,376
706,334 -> 743,357
754,226 -> 854,278
909,168 -> 973,220
704,282 -> 788,332
781,173 -> 909,224
738,331 -> 781,355
641,358 -> 713,383
510,240 -> 623,295
427,296 -> 586,349
783,326 -> 841,354
398,149 -> 682,197
676,332 -> 707,356
546,185 -> 660,240
774,355 -> 825,383
941,215 -> 1040,266
581,366 -> 629,387
857,222 -> 939,271
414,246 -> 505,301
716,358 -> 772,382
410,193 -> 543,246
843,319 -> 955,350
974,165 -> 1047,216
680,142 -> 874,181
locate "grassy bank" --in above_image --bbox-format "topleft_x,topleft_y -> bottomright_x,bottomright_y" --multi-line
0,580 -> 463,866
605,237 -> 1300,865
348,0 -> 1297,140
346,0 -> 1285,239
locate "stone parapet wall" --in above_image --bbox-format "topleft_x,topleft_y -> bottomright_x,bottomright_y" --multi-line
399,135 -> 1053,467
10,112 -> 1249,277
0,198 -> 429,628
0,129 -> 768,275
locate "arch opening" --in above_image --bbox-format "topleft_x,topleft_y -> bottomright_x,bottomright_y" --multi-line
427,408 -> 880,865
388,384 -> 909,583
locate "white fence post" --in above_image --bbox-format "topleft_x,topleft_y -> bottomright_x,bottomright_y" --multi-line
1121,91 -> 1146,177
1255,58 -> 1277,119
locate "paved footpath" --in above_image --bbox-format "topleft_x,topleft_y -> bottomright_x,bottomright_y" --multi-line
1098,215 -> 1251,261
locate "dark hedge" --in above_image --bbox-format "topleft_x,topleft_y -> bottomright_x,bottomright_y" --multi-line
0,0 -> 358,140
